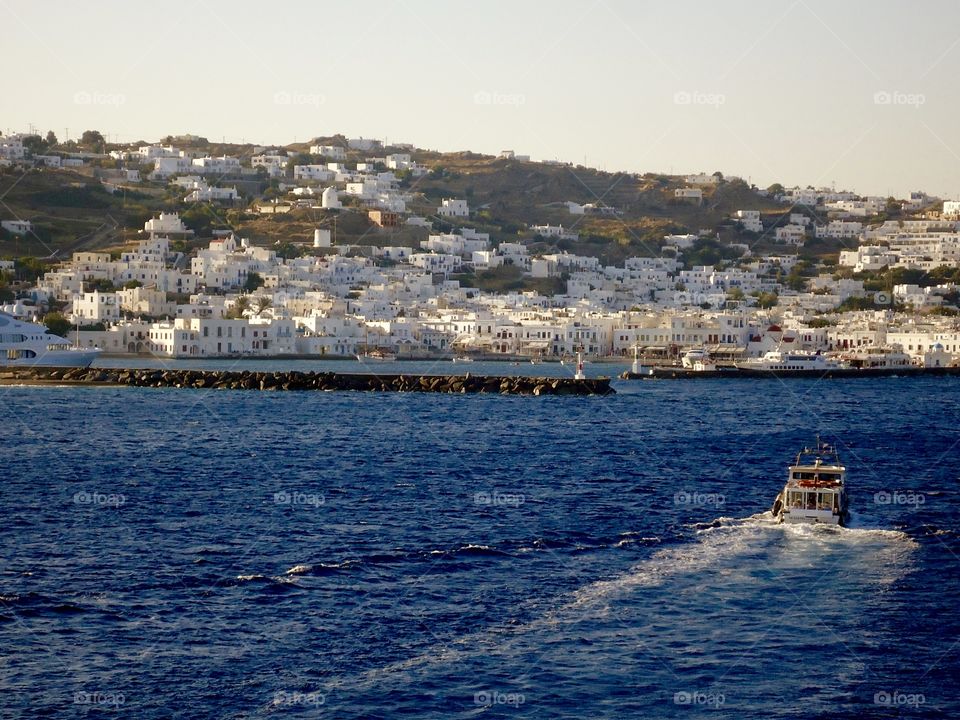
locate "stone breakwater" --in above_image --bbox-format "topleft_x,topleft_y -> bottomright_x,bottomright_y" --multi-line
1,367 -> 614,396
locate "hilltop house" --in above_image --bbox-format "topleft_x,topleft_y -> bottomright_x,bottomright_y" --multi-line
438,198 -> 469,218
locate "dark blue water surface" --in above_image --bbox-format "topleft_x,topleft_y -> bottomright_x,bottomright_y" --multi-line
1,375 -> 958,719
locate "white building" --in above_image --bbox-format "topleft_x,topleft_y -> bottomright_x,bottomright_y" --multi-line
735,210 -> 763,233
684,173 -> 720,186
438,198 -> 469,218
310,145 -> 346,161
674,187 -> 703,202
144,212 -> 192,236
942,201 -> 960,220
530,224 -> 579,241
184,181 -> 238,203
1,220 -> 32,235
0,134 -> 26,160
293,165 -> 335,182
191,156 -> 241,175
347,138 -> 381,152
775,224 -> 807,245
251,154 -> 288,177
815,220 -> 863,239
72,290 -> 120,323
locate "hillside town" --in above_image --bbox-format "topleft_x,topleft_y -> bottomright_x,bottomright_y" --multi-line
4,132 -> 960,365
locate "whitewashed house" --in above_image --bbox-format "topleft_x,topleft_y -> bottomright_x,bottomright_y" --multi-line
438,198 -> 469,218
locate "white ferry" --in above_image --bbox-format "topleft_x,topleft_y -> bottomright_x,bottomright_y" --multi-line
0,312 -> 101,368
771,439 -> 849,526
736,349 -> 844,373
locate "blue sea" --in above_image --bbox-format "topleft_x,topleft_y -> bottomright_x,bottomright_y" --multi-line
1,369 -> 958,718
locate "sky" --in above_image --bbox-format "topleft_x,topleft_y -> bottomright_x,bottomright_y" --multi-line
2,0 -> 959,199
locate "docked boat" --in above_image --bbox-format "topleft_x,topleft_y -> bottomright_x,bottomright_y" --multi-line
356,348 -> 396,362
839,345 -> 913,370
771,439 -> 849,526
0,312 -> 101,368
451,355 -> 474,363
681,348 -> 716,372
736,349 -> 845,373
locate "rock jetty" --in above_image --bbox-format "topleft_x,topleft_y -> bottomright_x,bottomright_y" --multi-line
1,367 -> 614,396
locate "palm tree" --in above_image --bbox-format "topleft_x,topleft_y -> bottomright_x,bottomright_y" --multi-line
230,296 -> 250,319
253,296 -> 273,316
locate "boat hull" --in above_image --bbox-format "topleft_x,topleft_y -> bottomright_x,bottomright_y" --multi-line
780,509 -> 844,526
0,349 -> 101,369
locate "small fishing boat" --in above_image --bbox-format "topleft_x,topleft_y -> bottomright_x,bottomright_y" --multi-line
771,438 -> 849,526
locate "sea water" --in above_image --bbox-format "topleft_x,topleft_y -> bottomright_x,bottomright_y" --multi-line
1,375 -> 957,718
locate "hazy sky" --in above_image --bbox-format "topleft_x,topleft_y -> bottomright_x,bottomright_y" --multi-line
3,0 -> 958,198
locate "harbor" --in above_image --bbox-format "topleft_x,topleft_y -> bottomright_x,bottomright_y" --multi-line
622,364 -> 960,379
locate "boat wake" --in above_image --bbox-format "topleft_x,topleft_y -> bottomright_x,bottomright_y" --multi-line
311,511 -> 917,699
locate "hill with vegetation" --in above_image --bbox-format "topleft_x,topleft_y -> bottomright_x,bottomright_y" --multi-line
0,133 -> 854,275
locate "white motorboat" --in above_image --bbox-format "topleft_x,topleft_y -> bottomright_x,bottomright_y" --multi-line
771,438 -> 849,526
681,348 -> 716,372
452,355 -> 474,363
0,312 -> 101,368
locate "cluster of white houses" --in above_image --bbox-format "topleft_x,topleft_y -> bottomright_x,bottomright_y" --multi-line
1,202 -> 955,363
5,133 -> 960,364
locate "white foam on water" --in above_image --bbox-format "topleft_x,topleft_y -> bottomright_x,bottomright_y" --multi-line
318,513 -> 918,696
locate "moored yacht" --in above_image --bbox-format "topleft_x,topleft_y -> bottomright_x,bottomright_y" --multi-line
839,345 -> 913,370
0,312 -> 101,368
681,348 -> 716,372
771,438 -> 849,526
356,348 -> 396,362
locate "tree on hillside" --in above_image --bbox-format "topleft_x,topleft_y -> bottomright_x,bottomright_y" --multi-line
81,130 -> 105,150
22,135 -> 47,155
45,130 -> 57,147
767,183 -> 784,195
16,257 -> 46,283
43,312 -> 72,338
0,271 -> 14,303
243,272 -> 264,292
